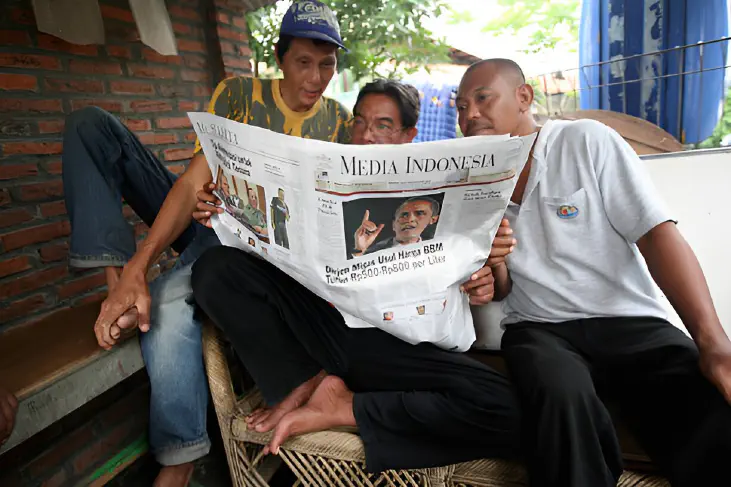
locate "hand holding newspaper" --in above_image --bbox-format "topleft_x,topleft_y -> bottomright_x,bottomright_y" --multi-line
191,113 -> 535,352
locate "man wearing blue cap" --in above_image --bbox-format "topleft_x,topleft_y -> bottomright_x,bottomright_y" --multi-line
61,2 -> 350,485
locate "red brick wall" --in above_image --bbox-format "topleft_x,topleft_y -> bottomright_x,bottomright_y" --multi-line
0,0 -> 254,331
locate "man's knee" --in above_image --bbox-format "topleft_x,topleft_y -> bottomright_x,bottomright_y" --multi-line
191,246 -> 239,302
141,308 -> 202,377
65,105 -> 115,136
507,351 -> 598,409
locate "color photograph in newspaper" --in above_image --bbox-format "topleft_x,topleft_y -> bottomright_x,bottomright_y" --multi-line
344,193 -> 444,260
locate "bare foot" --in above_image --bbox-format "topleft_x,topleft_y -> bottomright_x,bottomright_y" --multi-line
265,375 -> 355,455
153,463 -> 194,487
247,370 -> 326,433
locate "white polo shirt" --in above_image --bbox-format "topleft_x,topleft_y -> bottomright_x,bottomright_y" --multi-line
502,119 -> 673,325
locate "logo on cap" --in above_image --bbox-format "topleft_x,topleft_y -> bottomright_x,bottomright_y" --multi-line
557,205 -> 579,219
292,1 -> 341,34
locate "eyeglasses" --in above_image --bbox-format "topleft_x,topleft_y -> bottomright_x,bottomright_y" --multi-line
350,116 -> 404,138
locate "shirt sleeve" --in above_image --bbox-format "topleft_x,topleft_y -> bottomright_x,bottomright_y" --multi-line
193,79 -> 234,154
593,122 -> 674,243
334,102 -> 352,144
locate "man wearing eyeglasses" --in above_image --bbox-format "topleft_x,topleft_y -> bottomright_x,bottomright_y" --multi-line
190,79 -> 521,473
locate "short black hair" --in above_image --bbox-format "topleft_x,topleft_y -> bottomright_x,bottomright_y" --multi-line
275,34 -> 337,63
394,196 -> 440,219
354,80 -> 420,129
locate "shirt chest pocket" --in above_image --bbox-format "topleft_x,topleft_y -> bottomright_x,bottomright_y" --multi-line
538,188 -> 589,254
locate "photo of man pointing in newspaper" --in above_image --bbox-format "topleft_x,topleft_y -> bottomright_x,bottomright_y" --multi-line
344,193 -> 444,260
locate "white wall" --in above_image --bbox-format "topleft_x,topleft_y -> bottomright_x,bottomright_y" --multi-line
473,148 -> 731,349
644,148 -> 731,336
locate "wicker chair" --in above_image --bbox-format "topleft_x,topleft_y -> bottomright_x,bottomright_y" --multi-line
202,323 -> 670,487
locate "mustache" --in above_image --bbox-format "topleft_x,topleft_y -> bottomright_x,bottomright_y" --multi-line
465,121 -> 493,134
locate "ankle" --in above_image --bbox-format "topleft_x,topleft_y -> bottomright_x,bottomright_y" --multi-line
154,463 -> 194,487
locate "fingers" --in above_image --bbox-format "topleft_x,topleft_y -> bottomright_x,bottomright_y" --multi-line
196,201 -> 223,214
110,323 -> 121,340
116,308 -> 138,328
469,289 -> 495,306
462,275 -> 494,294
192,213 -> 212,228
95,307 -> 118,350
198,184 -> 220,202
460,266 -> 495,305
486,256 -> 507,267
492,235 -> 517,248
136,295 -> 152,333
0,395 -> 16,443
461,266 -> 493,290
373,223 -> 385,238
361,220 -> 378,232
6,393 -> 17,412
194,197 -> 222,228
96,294 -> 136,348
489,244 -> 515,259
361,209 -> 370,225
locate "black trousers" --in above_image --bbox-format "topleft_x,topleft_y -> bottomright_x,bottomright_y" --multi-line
502,317 -> 731,487
191,246 -> 521,473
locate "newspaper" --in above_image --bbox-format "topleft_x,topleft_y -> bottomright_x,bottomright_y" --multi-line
191,112 -> 534,352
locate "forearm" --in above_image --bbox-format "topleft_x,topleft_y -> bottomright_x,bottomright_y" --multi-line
127,154 -> 212,273
639,222 -> 728,352
491,262 -> 512,301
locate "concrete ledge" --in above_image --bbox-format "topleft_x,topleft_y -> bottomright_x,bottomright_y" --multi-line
1,337 -> 144,455
0,303 -> 145,455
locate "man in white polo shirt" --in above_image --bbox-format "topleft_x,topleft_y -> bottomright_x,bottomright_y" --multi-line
458,58 -> 731,487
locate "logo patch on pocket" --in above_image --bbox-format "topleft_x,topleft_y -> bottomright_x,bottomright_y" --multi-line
557,205 -> 579,219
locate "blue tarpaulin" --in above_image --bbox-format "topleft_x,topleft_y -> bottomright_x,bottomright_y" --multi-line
579,0 -> 729,144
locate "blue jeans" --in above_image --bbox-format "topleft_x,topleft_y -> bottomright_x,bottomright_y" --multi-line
62,106 -> 219,465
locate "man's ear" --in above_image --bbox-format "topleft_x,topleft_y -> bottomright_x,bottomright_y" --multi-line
404,127 -> 418,143
274,43 -> 283,70
517,83 -> 534,112
431,215 -> 439,224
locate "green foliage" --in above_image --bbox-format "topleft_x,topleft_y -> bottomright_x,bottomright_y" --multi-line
695,87 -> 731,149
245,0 -> 451,81
527,78 -> 546,107
458,0 -> 580,54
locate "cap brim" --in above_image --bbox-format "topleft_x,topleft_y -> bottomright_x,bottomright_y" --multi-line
285,29 -> 348,52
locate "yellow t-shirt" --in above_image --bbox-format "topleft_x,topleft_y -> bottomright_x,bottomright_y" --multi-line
194,77 -> 351,153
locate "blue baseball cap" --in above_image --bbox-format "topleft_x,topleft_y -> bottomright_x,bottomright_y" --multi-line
279,1 -> 347,51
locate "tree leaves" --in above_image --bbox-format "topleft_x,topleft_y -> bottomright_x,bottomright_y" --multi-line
245,0 -> 450,81
479,0 -> 580,53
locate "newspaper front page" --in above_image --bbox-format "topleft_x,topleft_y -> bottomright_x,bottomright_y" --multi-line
191,112 -> 534,351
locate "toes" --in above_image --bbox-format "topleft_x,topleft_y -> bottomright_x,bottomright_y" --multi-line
268,418 -> 293,456
254,414 -> 279,433
246,408 -> 269,424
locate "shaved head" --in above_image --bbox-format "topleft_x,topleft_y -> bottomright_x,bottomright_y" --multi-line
463,58 -> 526,87
456,57 -> 536,138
